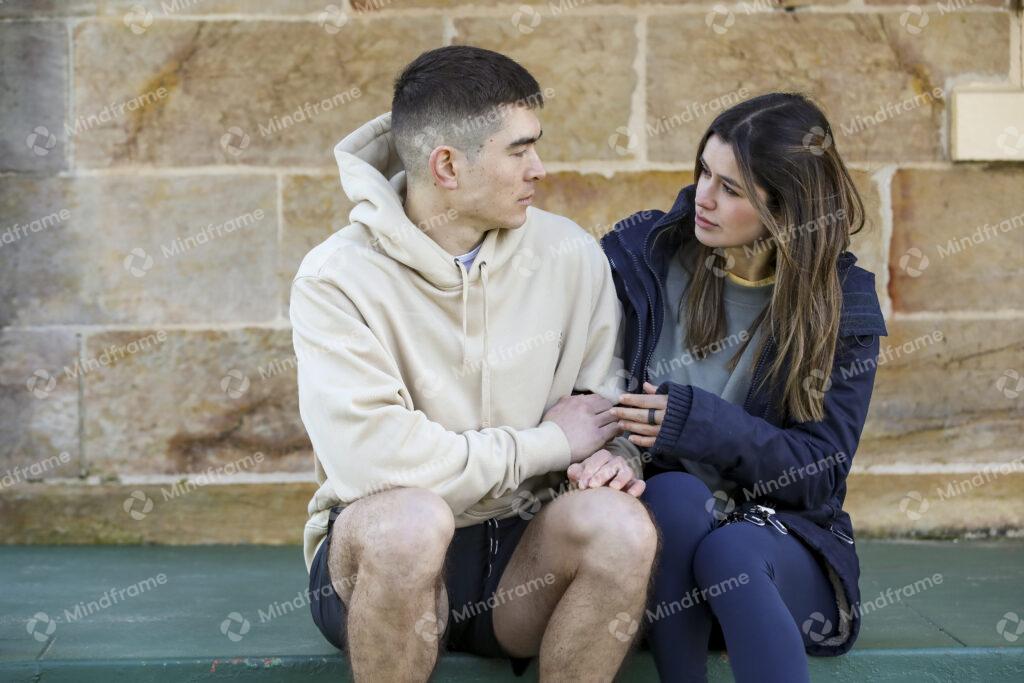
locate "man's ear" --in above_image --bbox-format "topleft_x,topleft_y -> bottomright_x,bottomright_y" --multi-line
428,146 -> 459,190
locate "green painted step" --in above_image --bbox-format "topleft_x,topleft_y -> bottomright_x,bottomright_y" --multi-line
2,540 -> 1022,681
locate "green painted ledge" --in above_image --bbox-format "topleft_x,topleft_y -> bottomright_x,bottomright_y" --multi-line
2,541 -> 1022,681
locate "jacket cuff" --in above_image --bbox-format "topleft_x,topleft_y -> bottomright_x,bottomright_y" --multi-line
653,382 -> 693,457
520,421 -> 573,480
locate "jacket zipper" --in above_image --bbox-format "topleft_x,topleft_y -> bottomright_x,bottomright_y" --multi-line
626,246 -> 656,383
826,503 -> 855,544
639,226 -> 669,382
742,339 -> 771,413
607,253 -> 644,393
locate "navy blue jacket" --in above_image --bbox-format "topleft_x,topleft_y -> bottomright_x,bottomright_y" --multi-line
601,184 -> 887,656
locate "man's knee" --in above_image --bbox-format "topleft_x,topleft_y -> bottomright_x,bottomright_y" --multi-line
341,487 -> 455,583
554,488 -> 659,564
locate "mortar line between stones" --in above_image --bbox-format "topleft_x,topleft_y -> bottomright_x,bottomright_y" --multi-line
76,331 -> 86,477
276,172 -> 286,325
629,12 -> 649,164
442,14 -> 456,45
2,309 -> 1020,335
1,312 -> 1021,334
892,310 -> 1024,320
25,460 -> 1024,488
65,17 -> 74,171
18,160 -> 969,179
0,6 -> 1012,24
873,164 -> 897,320
1011,6 -> 1022,86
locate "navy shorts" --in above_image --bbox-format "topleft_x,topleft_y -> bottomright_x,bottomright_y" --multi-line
309,506 -> 535,676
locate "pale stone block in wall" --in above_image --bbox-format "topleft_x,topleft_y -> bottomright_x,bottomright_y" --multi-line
865,0 -> 1008,6
0,482 -> 314,544
0,0 -> 333,16
846,472 -> 1024,538
0,22 -> 67,172
889,168 -> 1024,312
72,17 -> 444,167
0,329 -> 81,482
452,15 -> 637,162
355,0 -> 846,9
82,327 -> 310,477
280,174 -> 356,318
538,171 -> 694,238
647,12 -> 1010,163
859,318 -> 1024,465
0,175 -> 278,326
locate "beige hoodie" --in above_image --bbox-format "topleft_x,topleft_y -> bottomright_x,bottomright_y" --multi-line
291,112 -> 640,570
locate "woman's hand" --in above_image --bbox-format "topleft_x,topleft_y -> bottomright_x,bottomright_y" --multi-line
610,381 -> 668,449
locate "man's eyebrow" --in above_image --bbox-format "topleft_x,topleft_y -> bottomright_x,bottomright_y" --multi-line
506,129 -> 543,149
700,156 -> 739,189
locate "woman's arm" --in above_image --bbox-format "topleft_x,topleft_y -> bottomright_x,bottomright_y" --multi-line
621,334 -> 881,511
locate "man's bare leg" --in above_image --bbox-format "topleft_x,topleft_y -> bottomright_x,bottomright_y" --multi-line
492,487 -> 659,681
327,487 -> 454,682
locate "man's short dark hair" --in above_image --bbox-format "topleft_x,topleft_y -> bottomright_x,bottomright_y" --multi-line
392,45 -> 544,180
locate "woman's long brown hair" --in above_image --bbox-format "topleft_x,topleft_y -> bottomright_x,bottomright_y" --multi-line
681,92 -> 866,423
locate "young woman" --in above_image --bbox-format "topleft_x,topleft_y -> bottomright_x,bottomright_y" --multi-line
599,93 -> 887,682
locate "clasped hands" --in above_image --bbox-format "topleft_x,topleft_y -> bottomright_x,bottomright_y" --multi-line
542,382 -> 668,499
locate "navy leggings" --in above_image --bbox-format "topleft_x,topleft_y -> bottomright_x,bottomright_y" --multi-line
641,472 -> 839,683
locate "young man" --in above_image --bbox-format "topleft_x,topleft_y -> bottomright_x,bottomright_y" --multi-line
290,45 -> 655,682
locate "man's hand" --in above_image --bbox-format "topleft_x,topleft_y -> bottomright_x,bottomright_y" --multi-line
567,449 -> 645,497
543,393 -> 622,464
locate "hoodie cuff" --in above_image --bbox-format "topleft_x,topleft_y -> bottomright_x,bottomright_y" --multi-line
653,381 -> 693,458
520,421 -> 573,480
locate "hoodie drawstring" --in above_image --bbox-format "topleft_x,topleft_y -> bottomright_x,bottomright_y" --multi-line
480,262 -> 492,429
458,264 -> 471,365
455,258 -> 493,430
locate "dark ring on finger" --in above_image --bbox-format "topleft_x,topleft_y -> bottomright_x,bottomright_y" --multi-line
648,408 -> 656,426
